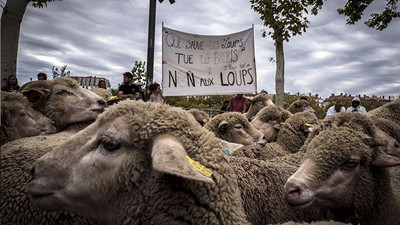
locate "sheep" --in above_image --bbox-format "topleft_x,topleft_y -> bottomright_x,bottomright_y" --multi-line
187,108 -> 210,126
284,127 -> 400,225
26,100 -> 251,225
287,100 -> 316,115
249,105 -> 292,142
245,93 -> 274,121
368,97 -> 400,124
367,98 -> 400,143
306,111 -> 400,153
90,86 -> 112,101
1,91 -> 57,145
273,221 -> 350,225
233,112 -> 318,160
204,112 -> 267,146
20,77 -> 106,130
1,79 -> 108,224
1,132 -> 98,225
230,155 -> 328,225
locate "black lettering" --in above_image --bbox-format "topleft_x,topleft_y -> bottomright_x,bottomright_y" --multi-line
187,72 -> 195,87
220,72 -> 229,86
227,72 -> 235,86
169,71 -> 177,87
245,68 -> 253,84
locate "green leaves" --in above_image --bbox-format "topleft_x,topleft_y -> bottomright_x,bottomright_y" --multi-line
32,0 -> 62,8
250,0 -> 313,42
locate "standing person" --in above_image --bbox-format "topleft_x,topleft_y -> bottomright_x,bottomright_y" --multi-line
347,97 -> 367,114
1,75 -> 20,92
230,94 -> 247,113
118,72 -> 140,100
325,100 -> 346,118
149,83 -> 165,104
37,73 -> 47,80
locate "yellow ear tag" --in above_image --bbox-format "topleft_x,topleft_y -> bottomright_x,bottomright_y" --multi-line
305,123 -> 313,127
185,156 -> 213,177
280,122 -> 285,125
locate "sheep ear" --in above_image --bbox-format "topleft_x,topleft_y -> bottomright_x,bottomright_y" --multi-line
21,89 -> 48,109
266,98 -> 274,106
217,120 -> 229,131
151,135 -> 214,184
220,139 -> 243,154
273,122 -> 282,130
246,96 -> 254,103
301,123 -> 314,133
372,151 -> 400,167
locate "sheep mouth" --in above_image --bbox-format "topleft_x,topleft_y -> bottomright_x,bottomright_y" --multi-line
30,192 -> 54,199
287,199 -> 314,209
90,108 -> 105,113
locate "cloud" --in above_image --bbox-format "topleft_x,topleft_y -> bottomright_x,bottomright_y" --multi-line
9,0 -> 399,100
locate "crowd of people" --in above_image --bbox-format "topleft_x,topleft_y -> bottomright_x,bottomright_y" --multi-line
325,97 -> 367,118
1,72 -> 368,117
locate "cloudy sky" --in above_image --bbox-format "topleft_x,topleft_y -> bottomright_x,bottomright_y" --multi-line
6,0 -> 400,99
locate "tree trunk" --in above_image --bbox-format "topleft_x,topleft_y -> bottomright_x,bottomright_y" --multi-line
274,38 -> 285,107
1,0 -> 30,85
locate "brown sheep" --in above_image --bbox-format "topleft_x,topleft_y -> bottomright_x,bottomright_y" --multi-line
245,93 -> 274,121
284,127 -> 400,225
187,108 -> 210,126
250,105 -> 292,142
20,77 -> 106,130
1,91 -> 56,145
26,100 -> 251,225
204,112 -> 267,146
287,100 -> 316,115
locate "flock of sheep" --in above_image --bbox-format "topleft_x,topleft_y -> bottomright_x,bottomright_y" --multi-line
1,77 -> 400,225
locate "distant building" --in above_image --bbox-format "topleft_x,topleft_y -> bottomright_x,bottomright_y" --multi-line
323,93 -> 395,106
70,76 -> 111,89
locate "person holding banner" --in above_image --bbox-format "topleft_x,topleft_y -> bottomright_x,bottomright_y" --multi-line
230,94 -> 247,113
118,72 -> 140,100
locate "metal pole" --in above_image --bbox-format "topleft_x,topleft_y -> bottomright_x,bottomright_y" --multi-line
146,0 -> 156,89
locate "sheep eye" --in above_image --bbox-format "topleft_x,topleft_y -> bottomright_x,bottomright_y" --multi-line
234,124 -> 243,129
19,111 -> 27,117
101,137 -> 120,152
56,89 -> 69,95
343,160 -> 359,169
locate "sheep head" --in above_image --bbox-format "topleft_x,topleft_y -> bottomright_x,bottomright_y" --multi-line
1,91 -> 57,144
284,127 -> 400,219
250,105 -> 292,142
287,100 -> 316,115
26,101 -> 248,225
20,77 -> 107,130
205,112 -> 267,146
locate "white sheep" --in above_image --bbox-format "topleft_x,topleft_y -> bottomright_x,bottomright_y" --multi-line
234,112 -> 318,160
249,105 -> 292,142
230,155 -> 329,224
187,108 -> 210,126
245,93 -> 274,121
287,100 -> 316,115
1,78 -> 108,224
26,100 -> 251,225
1,91 -> 56,145
204,112 -> 267,147
20,77 -> 106,130
284,127 -> 400,225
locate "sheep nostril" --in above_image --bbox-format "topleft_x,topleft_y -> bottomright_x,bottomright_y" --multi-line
97,99 -> 106,106
284,183 -> 301,200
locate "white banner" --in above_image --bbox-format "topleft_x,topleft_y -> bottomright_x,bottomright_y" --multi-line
162,26 -> 257,96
